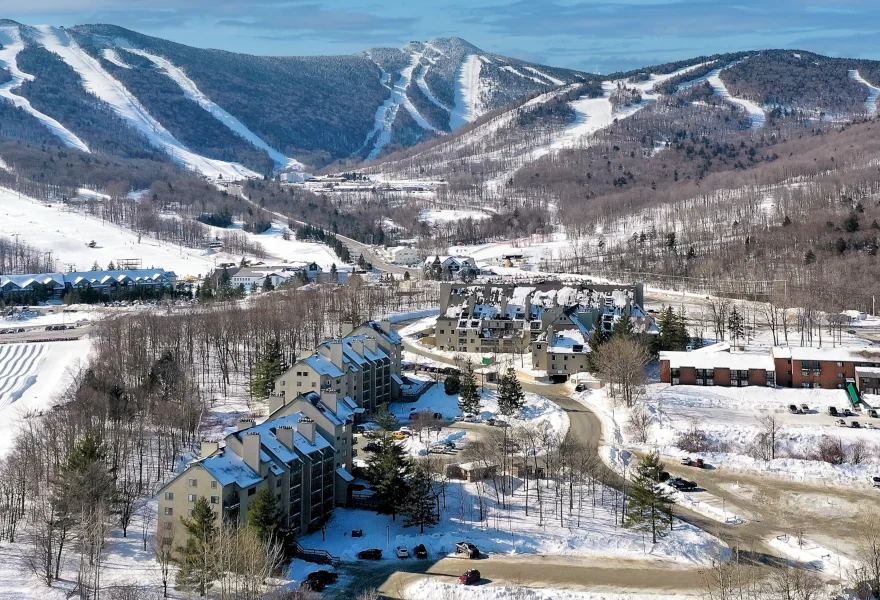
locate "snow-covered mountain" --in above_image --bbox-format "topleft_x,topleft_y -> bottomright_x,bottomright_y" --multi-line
0,21 -> 587,176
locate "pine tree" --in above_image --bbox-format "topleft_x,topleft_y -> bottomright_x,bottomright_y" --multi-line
403,270 -> 411,281
330,263 -> 338,282
625,453 -> 674,544
90,261 -> 101,271
727,306 -> 744,347
587,311 -> 610,372
249,337 -> 287,400
497,367 -> 525,417
804,249 -> 816,264
246,488 -> 281,542
400,467 -> 438,533
458,359 -> 481,416
614,311 -> 634,339
262,275 -> 274,292
175,497 -> 217,596
365,437 -> 412,520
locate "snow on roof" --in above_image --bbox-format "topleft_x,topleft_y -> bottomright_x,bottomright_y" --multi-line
336,467 -> 354,482
364,320 -> 402,344
692,342 -> 731,354
661,351 -> 775,371
548,329 -> 588,353
242,411 -> 332,460
855,366 -> 880,377
776,346 -> 880,364
200,451 -> 263,488
391,373 -> 404,386
303,354 -> 345,378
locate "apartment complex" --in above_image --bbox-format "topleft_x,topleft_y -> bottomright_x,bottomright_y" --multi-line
272,320 -> 403,415
433,281 -> 652,380
660,345 -> 880,390
157,390 -> 357,544
0,268 -> 177,299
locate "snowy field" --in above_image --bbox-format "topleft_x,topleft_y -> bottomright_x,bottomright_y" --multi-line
578,382 -> 880,486
0,339 -> 91,457
209,222 -> 345,270
0,307 -> 96,328
420,208 -> 491,224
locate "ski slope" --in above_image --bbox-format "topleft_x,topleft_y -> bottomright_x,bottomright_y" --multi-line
849,69 -> 880,115
0,24 -> 91,152
502,64 -> 546,84
0,344 -> 48,411
101,48 -> 131,69
524,65 -> 565,86
124,48 -> 304,172
363,52 -> 439,159
414,63 -> 449,111
450,54 -> 484,129
706,66 -> 766,129
32,25 -> 259,180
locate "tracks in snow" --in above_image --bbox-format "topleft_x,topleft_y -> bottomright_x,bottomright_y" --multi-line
0,24 -> 91,152
0,343 -> 48,411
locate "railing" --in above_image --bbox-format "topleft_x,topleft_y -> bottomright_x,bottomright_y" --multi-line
290,540 -> 340,566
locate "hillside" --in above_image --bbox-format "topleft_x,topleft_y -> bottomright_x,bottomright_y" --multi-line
0,20 -> 587,175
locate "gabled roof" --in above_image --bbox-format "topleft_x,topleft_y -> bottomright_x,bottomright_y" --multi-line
303,354 -> 345,378
200,451 -> 263,488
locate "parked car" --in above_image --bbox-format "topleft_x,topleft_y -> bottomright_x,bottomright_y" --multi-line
828,407 -> 839,416
680,457 -> 693,466
432,412 -> 444,420
307,571 -> 338,586
485,418 -> 496,426
463,414 -> 477,423
364,442 -> 381,452
391,431 -> 410,440
694,458 -> 705,468
788,404 -> 800,414
395,546 -> 410,558
836,419 -> 848,427
851,421 -> 862,429
454,415 -> 463,422
668,477 -> 697,491
868,409 -> 878,418
842,408 -> 855,417
399,426 -> 413,435
574,383 -> 585,392
456,542 -> 480,558
867,423 -> 876,430
800,403 -> 810,413
873,476 -> 880,488
429,446 -> 447,454
414,544 -> 428,559
357,548 -> 382,560
356,423 -> 379,434
459,569 -> 481,585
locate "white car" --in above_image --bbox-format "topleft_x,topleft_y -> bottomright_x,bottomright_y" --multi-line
835,419 -> 847,427
399,426 -> 413,435
395,546 -> 410,558
463,414 -> 477,423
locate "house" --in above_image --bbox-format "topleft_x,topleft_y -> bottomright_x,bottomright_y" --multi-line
531,324 -> 590,382
446,461 -> 497,482
659,350 -> 777,387
229,263 -> 322,290
423,256 -> 479,280
772,346 -> 880,389
272,320 -> 403,415
387,246 -> 421,266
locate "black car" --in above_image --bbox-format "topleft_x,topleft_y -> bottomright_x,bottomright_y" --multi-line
364,442 -> 381,452
869,409 -> 878,418
307,570 -> 339,586
456,541 -> 480,558
459,569 -> 481,585
668,477 -> 697,491
828,406 -> 839,417
357,548 -> 382,560
414,543 -> 428,559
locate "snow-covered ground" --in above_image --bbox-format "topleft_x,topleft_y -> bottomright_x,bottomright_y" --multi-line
32,25 -> 258,180
451,54 -> 485,129
0,339 -> 91,457
419,208 -> 491,224
124,48 -> 304,173
768,534 -> 855,577
523,66 -> 564,86
849,70 -> 880,116
211,221 -> 344,270
407,580 -> 696,600
0,24 -> 91,152
0,187 -> 238,277
0,308 -> 95,329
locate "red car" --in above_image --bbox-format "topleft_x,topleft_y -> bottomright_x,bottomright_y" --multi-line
459,569 -> 481,585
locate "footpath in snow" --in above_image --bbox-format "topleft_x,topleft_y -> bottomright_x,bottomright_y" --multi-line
0,24 -> 91,152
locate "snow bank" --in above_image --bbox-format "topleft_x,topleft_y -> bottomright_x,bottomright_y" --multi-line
124,48 -> 304,172
33,25 -> 258,180
0,24 -> 90,152
407,580 -> 697,600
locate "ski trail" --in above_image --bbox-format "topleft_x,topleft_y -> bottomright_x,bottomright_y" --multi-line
0,24 -> 91,152
524,66 -> 564,86
450,54 -> 483,130
414,63 -> 450,111
706,68 -> 765,129
501,65 -> 547,85
101,48 -> 131,69
361,52 -> 439,159
849,70 -> 880,116
33,25 -> 259,180
123,48 -> 304,171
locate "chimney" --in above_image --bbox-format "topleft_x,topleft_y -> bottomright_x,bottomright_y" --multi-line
341,322 -> 354,337
546,325 -> 554,345
200,441 -> 219,458
298,417 -> 316,444
330,342 -> 344,368
322,391 -> 339,414
236,418 -> 255,432
365,337 -> 377,353
350,339 -> 365,357
275,425 -> 294,450
380,319 -> 392,335
243,432 -> 261,473
268,394 -> 285,414
500,298 -> 508,319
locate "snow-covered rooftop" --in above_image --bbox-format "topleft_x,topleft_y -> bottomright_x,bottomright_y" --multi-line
661,351 -> 776,371
200,451 -> 263,488
776,346 -> 880,364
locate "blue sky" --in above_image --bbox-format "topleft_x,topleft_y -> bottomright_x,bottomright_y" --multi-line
6,0 -> 880,72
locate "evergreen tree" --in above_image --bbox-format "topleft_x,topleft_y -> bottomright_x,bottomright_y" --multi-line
262,275 -> 274,292
365,437 -> 412,520
458,359 -> 481,415
107,261 -> 116,270
614,311 -> 634,339
587,311 -> 610,372
497,367 -> 525,417
246,488 -> 282,542
400,467 -> 438,533
443,372 -> 460,395
625,453 -> 674,544
654,307 -> 688,353
403,270 -> 410,281
175,497 -> 217,596
249,337 -> 287,400
330,263 -> 338,282
804,249 -> 816,264
90,261 -> 100,271
727,306 -> 745,347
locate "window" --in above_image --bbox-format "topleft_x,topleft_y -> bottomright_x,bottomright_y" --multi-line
439,329 -> 445,334
211,481 -> 217,489
188,478 -> 197,487
164,521 -> 173,529
188,510 -> 194,517
210,496 -> 219,504
838,372 -> 844,378
311,382 -> 316,388
297,382 -> 302,387
672,378 -> 680,385
837,361 -> 844,367
707,379 -> 714,386
248,487 -> 256,496
164,492 -> 174,500
802,383 -> 811,388
187,494 -> 197,502
164,507 -> 173,516
696,378 -> 704,386
281,380 -> 285,386
277,479 -> 282,488
342,449 -> 348,457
